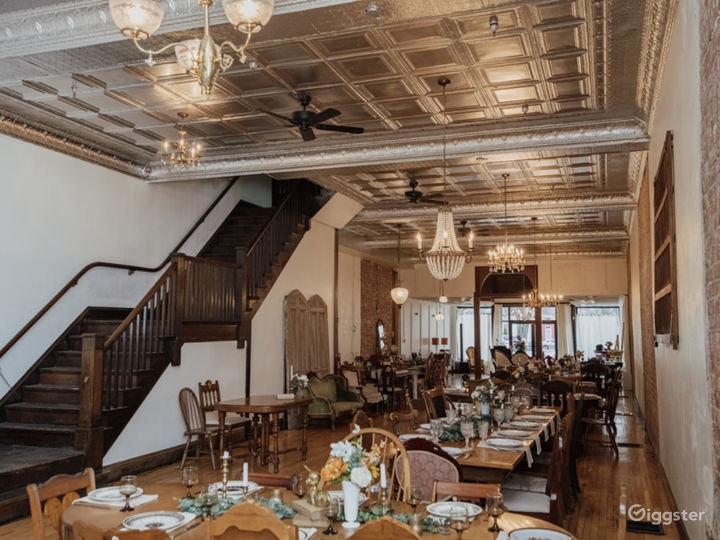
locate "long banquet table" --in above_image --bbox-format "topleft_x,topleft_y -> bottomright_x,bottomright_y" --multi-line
62,482 -> 574,539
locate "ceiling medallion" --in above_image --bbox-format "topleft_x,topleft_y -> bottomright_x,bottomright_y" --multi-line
417,78 -> 473,282
488,173 -> 525,273
161,112 -> 201,167
108,0 -> 274,95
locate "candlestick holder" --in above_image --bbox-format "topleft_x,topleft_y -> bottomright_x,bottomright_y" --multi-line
241,484 -> 249,500
380,486 -> 389,514
221,454 -> 230,499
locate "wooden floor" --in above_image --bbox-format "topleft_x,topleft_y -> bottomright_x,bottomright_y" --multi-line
0,391 -> 682,539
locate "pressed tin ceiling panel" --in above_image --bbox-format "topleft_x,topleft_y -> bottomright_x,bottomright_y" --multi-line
0,0 -> 674,256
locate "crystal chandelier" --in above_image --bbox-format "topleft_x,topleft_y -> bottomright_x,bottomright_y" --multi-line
417,78 -> 473,281
390,225 -> 409,306
108,0 -> 274,96
523,218 -> 563,308
161,113 -> 201,167
488,173 -> 525,273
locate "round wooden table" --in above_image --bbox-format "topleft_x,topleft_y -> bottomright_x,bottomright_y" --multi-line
62,482 -> 574,539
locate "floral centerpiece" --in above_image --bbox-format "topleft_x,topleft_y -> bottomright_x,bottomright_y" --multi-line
320,438 -> 393,528
289,374 -> 309,395
471,381 -> 505,416
558,355 -> 579,371
513,337 -> 526,353
511,365 -> 526,381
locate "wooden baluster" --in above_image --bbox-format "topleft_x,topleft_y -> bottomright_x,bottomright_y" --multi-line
171,254 -> 186,366
77,334 -> 105,467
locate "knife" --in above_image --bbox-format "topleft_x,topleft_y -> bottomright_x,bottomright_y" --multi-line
169,521 -> 201,538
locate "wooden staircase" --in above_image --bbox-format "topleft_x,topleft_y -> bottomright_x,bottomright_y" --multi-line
0,179 -> 322,524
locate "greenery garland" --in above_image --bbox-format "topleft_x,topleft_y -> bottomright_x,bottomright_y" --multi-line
337,504 -> 449,534
176,496 -> 296,519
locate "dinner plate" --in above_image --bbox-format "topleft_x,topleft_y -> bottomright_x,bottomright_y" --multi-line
495,429 -> 533,439
508,421 -> 542,429
488,438 -> 524,448
419,423 -> 432,430
88,486 -> 144,502
440,446 -> 465,457
531,408 -> 556,414
509,528 -> 572,539
426,501 -> 482,521
520,415 -> 552,422
398,433 -> 432,442
328,490 -> 368,504
210,481 -> 260,498
123,511 -> 186,531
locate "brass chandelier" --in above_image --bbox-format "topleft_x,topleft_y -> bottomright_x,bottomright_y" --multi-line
488,173 -> 525,273
162,112 -> 201,167
416,78 -> 473,282
108,0 -> 274,96
523,217 -> 563,308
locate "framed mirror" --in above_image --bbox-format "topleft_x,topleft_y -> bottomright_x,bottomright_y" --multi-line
376,319 -> 385,354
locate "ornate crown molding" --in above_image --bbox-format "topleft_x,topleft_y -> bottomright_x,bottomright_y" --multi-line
0,0 -> 358,59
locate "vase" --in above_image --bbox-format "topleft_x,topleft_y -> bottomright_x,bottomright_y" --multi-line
341,480 -> 361,528
480,402 -> 490,416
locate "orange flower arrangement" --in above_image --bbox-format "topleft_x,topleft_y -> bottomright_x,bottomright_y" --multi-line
320,456 -> 347,483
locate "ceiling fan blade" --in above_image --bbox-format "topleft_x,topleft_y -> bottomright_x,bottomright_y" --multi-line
300,127 -> 316,142
257,109 -> 295,124
422,198 -> 447,206
423,192 -> 444,199
310,108 -> 341,124
315,123 -> 364,134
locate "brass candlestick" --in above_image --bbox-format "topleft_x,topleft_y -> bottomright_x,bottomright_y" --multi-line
380,486 -> 389,514
221,455 -> 230,498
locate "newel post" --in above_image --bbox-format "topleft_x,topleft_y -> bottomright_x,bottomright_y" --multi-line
170,253 -> 186,366
76,333 -> 105,468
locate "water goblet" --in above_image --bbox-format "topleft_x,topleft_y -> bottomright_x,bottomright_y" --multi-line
447,408 -> 457,424
294,477 -> 306,499
487,494 -> 505,532
410,486 -> 422,513
493,407 -> 505,430
182,466 -> 198,499
429,421 -> 443,443
118,475 -> 137,512
449,505 -> 469,540
460,420 -> 474,450
477,420 -> 489,441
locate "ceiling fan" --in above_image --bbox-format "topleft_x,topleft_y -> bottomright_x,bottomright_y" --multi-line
258,93 -> 364,142
404,179 -> 445,205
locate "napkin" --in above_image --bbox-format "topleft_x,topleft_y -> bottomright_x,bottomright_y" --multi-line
298,527 -> 318,540
478,440 -> 533,467
498,431 -> 542,455
519,415 -> 551,439
72,493 -> 159,509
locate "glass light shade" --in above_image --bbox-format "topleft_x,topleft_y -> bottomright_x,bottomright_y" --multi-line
439,295 -> 448,304
390,287 -> 409,306
425,207 -> 469,281
435,312 -> 445,321
109,0 -> 164,39
175,39 -> 201,72
222,0 -> 275,33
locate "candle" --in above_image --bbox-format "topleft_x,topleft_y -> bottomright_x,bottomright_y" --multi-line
380,463 -> 387,488
242,462 -> 248,484
468,231 -> 474,249
222,451 -> 230,460
416,232 -> 422,250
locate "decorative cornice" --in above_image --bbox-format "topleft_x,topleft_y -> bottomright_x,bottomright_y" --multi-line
0,0 -> 359,59
146,116 -> 650,182
351,191 -> 636,221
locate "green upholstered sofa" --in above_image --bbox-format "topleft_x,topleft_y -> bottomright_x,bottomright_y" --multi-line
307,374 -> 364,429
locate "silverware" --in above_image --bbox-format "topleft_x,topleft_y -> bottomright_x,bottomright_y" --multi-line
170,521 -> 201,538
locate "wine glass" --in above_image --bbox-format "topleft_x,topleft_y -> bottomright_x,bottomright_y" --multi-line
493,407 -> 505,431
449,505 -> 469,540
487,494 -> 505,532
478,420 -> 489,441
294,477 -> 306,499
429,421 -> 443,443
118,475 -> 137,512
447,407 -> 457,424
410,486 -> 422,513
323,499 -> 338,535
201,487 -> 218,520
460,420 -> 474,450
182,466 -> 198,499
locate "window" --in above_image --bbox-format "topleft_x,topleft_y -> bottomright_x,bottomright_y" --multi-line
575,307 -> 621,357
455,307 -> 492,364
502,306 -> 536,357
541,307 -> 557,360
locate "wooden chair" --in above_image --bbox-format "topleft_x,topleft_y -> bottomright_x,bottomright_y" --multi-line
511,351 -> 531,367
351,409 -> 373,431
318,428 -> 411,502
379,366 -> 405,411
397,438 -> 462,502
492,347 -> 512,369
582,381 -> 621,458
431,481 -> 501,504
493,369 -> 513,381
580,363 -> 609,396
351,516 -> 419,540
179,387 -> 218,470
389,410 -> 419,435
198,380 -> 252,455
421,387 -> 452,420
27,467 -> 96,540
206,501 -> 297,539
73,521 -> 169,539
540,380 -> 572,415
234,472 -> 299,492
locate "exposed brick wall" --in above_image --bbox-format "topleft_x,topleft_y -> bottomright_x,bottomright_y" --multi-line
360,260 -> 396,358
700,1 -> 720,536
638,164 -> 660,449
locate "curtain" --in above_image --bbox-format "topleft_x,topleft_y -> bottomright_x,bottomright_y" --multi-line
556,304 -> 574,357
575,307 -> 621,357
480,309 -> 492,366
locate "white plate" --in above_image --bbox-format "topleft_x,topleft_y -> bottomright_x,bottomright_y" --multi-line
419,423 -> 432,430
509,421 -> 542,429
211,481 -> 260,498
123,511 -> 186,531
426,501 -> 482,521
398,433 -> 432,442
531,408 -> 556,414
328,490 -> 369,504
495,430 -> 533,439
520,415 -> 552,422
88,486 -> 144,503
510,528 -> 572,539
488,438 -> 524,448
440,446 -> 465,457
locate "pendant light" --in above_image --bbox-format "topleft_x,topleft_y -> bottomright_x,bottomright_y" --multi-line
390,224 -> 409,306
488,173 -> 525,273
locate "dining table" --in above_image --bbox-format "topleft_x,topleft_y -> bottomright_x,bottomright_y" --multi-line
62,482 -> 575,539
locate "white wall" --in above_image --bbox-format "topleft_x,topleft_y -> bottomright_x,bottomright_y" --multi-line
0,132 -> 270,396
337,247 -> 362,363
629,1 -> 714,536
400,299 -> 454,358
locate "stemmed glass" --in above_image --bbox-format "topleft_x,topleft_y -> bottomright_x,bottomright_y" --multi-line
182,466 -> 198,499
294,477 -> 306,499
478,420 -> 489,441
410,486 -> 422,513
460,420 -> 474,450
323,499 -> 338,535
118,475 -> 137,512
487,494 -> 505,532
429,420 -> 443,444
449,505 -> 469,540
493,407 -> 505,431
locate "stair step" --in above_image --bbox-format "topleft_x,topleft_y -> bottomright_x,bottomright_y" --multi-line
0,423 -> 76,447
54,350 -> 81,367
39,367 -> 81,385
4,403 -> 79,425
81,318 -> 123,334
23,384 -> 80,404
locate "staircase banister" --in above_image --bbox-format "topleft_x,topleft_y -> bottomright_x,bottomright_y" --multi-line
179,253 -> 242,269
0,178 -> 238,364
246,181 -> 303,256
103,262 -> 178,349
